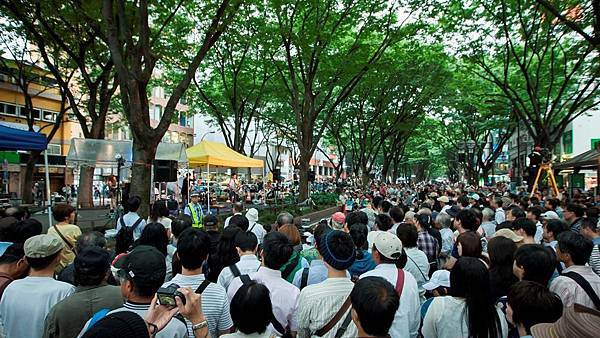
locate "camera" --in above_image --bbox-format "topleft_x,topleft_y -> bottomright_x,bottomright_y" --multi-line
156,283 -> 185,306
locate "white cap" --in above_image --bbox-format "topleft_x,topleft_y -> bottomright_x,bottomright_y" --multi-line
540,211 -> 559,220
423,270 -> 451,290
373,232 -> 403,260
246,208 -> 259,224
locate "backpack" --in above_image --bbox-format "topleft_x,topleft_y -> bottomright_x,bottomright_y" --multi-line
116,217 -> 143,249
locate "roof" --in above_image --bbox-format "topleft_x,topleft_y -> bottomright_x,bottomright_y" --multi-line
186,140 -> 264,168
553,147 -> 600,170
0,123 -> 47,151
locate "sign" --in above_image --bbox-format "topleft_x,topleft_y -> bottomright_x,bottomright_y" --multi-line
570,174 -> 585,189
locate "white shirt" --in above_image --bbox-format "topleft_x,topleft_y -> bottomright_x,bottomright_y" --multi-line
117,211 -> 146,240
550,265 -> 600,309
221,332 -> 273,338
228,267 -> 300,335
0,276 -> 74,338
164,274 -> 233,338
224,212 -> 243,228
404,247 -> 430,303
297,278 -> 357,338
248,222 -> 267,244
495,208 -> 505,225
421,296 -> 508,338
534,221 -> 543,244
360,264 -> 420,338
147,216 -> 172,230
217,255 -> 261,291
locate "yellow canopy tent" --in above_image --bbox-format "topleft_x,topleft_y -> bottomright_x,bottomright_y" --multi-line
186,140 -> 264,211
186,140 -> 264,168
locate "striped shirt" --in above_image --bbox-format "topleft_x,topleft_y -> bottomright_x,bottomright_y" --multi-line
164,274 -> 233,338
590,241 -> 600,277
297,278 -> 357,338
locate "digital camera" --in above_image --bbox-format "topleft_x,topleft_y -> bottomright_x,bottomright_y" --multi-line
156,283 -> 185,306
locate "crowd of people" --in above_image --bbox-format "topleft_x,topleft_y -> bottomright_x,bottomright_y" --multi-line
0,181 -> 599,338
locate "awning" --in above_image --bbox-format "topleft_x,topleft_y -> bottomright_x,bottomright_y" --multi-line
553,147 -> 600,170
0,124 -> 47,151
186,140 -> 264,168
66,138 -> 188,168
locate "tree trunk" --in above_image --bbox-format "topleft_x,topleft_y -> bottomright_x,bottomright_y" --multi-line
130,141 -> 156,219
298,154 -> 310,201
21,150 -> 41,204
77,166 -> 95,208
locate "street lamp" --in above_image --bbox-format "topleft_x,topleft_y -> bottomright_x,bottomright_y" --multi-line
115,153 -> 125,210
466,140 -> 476,184
200,131 -> 216,141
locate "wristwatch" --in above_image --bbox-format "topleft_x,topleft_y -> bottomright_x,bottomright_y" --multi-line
192,320 -> 208,331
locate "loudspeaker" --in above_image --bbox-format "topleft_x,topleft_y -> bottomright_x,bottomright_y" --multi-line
153,160 -> 178,182
308,170 -> 316,182
272,169 -> 281,182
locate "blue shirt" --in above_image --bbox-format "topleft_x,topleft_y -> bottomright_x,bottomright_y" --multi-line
184,202 -> 204,220
593,237 -> 600,245
292,259 -> 328,289
116,212 -> 146,241
348,250 -> 376,278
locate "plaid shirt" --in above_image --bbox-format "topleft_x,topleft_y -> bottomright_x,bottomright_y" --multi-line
417,229 -> 439,262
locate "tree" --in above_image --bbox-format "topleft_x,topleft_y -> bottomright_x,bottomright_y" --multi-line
270,0 -> 412,199
535,0 -> 600,49
101,0 -> 241,216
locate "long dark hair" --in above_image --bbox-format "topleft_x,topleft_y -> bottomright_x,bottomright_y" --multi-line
450,257 -> 501,338
136,223 -> 168,256
149,202 -> 169,223
349,223 -> 369,260
206,226 -> 241,282
487,236 -> 518,300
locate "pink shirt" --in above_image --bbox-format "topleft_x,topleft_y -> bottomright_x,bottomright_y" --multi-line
550,265 -> 600,309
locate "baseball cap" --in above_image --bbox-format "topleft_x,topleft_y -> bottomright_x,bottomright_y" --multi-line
24,234 -> 64,258
444,205 -> 461,218
493,228 -> 524,243
468,193 -> 480,201
190,190 -> 200,197
113,245 -> 166,283
330,212 -> 346,230
203,214 -> 218,227
540,211 -> 559,220
373,232 -> 403,260
423,270 -> 451,290
437,196 -> 450,203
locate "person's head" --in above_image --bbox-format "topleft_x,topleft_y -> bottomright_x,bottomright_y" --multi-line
513,244 -> 555,285
176,228 -> 212,270
277,224 -> 301,246
491,197 -> 503,210
507,206 -> 526,221
149,202 -> 169,221
556,231 -> 593,266
415,214 -> 432,231
507,281 -> 563,336
233,202 -> 244,213
403,211 -> 416,225
346,211 -> 369,228
81,311 -> 150,338
389,206 -> 404,224
316,230 -> 355,271
488,236 -> 517,269
114,245 -> 166,300
564,203 -> 585,222
234,231 -> 258,255
136,223 -> 168,256
76,231 -> 107,254
229,215 -> 250,232
380,200 -> 392,214
230,281 -> 273,335
580,217 -> 599,241
396,223 -> 418,248
261,232 -> 293,270
190,192 -> 200,204
435,212 -> 452,229
0,217 -> 42,244
455,209 -> 478,232
527,206 -> 544,222
349,223 -> 369,252
542,219 -> 567,243
24,234 -> 63,272
482,208 -> 494,222
127,196 -> 142,212
450,257 -> 500,337
350,277 -> 399,337
0,243 -> 28,278
4,207 -> 27,220
74,246 -> 111,286
330,212 -> 346,230
457,231 -> 483,258
545,198 -> 558,211
375,214 -> 393,232
371,232 -> 402,266
203,214 -> 218,232
52,204 -> 75,223
276,212 -> 294,228
513,218 -> 537,239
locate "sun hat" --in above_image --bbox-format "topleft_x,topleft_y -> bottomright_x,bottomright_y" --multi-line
246,208 -> 259,224
493,228 -> 524,243
531,304 -> 600,338
423,270 -> 451,291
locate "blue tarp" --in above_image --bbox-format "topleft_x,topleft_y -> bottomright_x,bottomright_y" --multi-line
0,124 -> 47,151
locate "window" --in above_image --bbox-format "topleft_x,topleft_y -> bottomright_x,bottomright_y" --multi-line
179,114 -> 186,127
592,139 -> 600,150
32,108 -> 41,120
43,110 -> 57,122
46,144 -> 61,155
562,130 -> 573,154
4,103 -> 17,116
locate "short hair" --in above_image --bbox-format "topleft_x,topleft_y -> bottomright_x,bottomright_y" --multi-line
76,231 -> 107,253
74,246 -> 110,286
52,204 -> 75,222
230,281 -> 273,334
375,214 -> 393,231
137,223 -> 168,256
513,218 -> 537,237
26,251 -> 61,271
509,207 -> 526,219
545,198 -> 558,210
261,232 -> 292,270
494,197 -> 504,208
380,201 -> 392,213
457,231 -> 482,258
581,217 -> 599,233
234,231 -> 258,252
543,219 -> 568,238
171,215 -> 193,239
514,244 -> 555,286
456,209 -> 478,231
396,223 -> 418,248
127,196 -> 142,212
527,206 -> 544,220
566,203 -> 585,217
496,220 -> 514,231
482,208 -> 495,221
435,212 -> 452,229
346,211 -> 368,228
4,206 -> 27,220
350,277 -> 399,336
556,231 -> 593,265
389,206 -> 404,223
229,215 -> 250,232
0,243 -> 24,265
276,212 -> 294,227
232,202 -> 244,213
177,228 -> 212,270
372,196 -> 383,209
277,224 -> 301,246
508,281 -> 563,335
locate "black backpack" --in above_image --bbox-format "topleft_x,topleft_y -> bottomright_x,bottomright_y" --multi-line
116,217 -> 143,250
